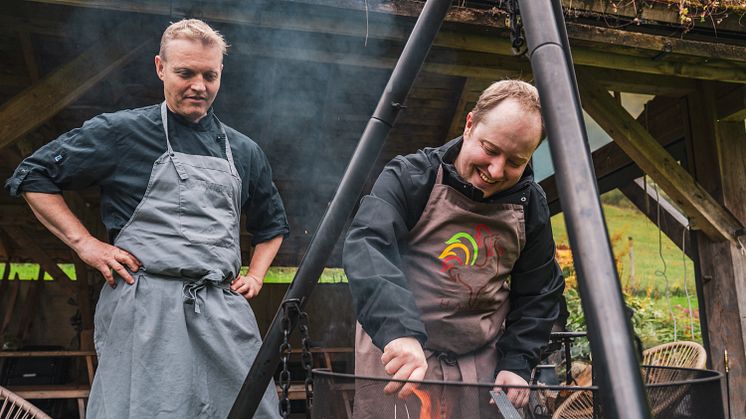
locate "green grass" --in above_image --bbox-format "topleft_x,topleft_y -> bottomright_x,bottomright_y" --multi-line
0,263 -> 77,280
0,263 -> 347,284
551,202 -> 696,297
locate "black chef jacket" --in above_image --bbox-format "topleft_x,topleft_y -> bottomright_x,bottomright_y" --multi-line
5,104 -> 289,245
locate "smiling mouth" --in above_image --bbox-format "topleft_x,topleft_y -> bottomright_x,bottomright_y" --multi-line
478,169 -> 498,184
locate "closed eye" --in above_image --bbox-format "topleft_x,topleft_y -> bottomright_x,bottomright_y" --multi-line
480,141 -> 498,156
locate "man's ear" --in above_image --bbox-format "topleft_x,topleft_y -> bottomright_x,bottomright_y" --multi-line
154,55 -> 165,80
463,112 -> 474,137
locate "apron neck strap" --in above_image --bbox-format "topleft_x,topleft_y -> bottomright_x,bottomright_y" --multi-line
160,102 -> 237,177
160,102 -> 175,154
436,164 -> 445,184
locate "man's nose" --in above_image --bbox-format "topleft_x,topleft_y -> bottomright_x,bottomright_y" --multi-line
488,159 -> 505,180
191,77 -> 206,92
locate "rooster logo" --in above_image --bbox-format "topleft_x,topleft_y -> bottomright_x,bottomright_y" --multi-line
438,224 -> 501,272
437,224 -> 505,309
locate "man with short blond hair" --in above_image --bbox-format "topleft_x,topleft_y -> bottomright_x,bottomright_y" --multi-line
345,79 -> 564,417
6,19 -> 285,418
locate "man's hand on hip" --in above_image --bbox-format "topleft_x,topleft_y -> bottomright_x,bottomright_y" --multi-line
231,273 -> 263,299
493,370 -> 529,408
381,337 -> 428,399
74,236 -> 141,287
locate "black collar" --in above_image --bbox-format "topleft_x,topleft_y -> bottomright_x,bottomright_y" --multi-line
169,107 -> 217,132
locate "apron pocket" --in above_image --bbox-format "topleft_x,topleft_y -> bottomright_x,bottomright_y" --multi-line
179,178 -> 235,247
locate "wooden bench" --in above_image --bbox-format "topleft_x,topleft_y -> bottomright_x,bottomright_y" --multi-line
0,350 -> 96,419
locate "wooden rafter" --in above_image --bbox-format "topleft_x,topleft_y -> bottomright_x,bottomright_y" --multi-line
0,17 -> 153,151
446,78 -> 475,139
23,0 -> 746,84
578,73 -> 744,243
565,22 -> 746,65
588,67 -> 696,96
18,30 -> 39,84
2,225 -> 74,290
541,96 -> 689,211
715,85 -> 746,122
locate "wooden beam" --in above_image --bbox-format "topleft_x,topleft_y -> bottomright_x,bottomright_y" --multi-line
559,0 -> 746,34
18,268 -> 45,343
231,42 -> 527,80
588,67 -> 695,96
0,18 -> 152,151
1,226 -> 74,288
26,0 -> 746,84
0,270 -> 19,337
446,78 -> 474,139
716,85 -> 746,122
578,72 -> 744,243
687,82 -> 746,416
565,22 -> 746,65
18,30 -> 40,84
542,96 -> 689,211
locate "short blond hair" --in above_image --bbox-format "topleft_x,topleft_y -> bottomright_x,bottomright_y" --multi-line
159,19 -> 228,60
471,80 -> 544,138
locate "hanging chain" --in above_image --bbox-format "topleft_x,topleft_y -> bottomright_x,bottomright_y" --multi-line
507,0 -> 527,56
298,310 -> 314,412
278,299 -> 299,419
277,298 -> 314,417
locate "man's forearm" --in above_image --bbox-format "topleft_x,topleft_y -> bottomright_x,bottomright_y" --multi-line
23,192 -> 94,253
246,235 -> 283,280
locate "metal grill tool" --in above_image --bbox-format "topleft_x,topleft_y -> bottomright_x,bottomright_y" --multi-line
490,390 -> 521,419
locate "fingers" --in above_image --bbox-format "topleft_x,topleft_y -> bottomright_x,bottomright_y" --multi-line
96,263 -> 116,288
383,362 -> 414,395
383,354 -> 406,375
398,363 -> 426,399
116,248 -> 141,272
506,388 -> 529,408
231,276 -> 262,299
111,261 -> 135,285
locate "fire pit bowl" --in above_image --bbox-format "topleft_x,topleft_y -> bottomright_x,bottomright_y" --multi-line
310,366 -> 724,419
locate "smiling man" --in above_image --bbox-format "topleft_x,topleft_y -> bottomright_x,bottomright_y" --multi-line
345,80 -> 564,417
5,19 -> 286,418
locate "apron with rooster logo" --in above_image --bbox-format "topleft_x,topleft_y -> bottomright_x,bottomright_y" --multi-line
355,165 -> 526,418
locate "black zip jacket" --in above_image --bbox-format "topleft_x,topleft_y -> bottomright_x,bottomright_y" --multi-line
343,137 -> 565,382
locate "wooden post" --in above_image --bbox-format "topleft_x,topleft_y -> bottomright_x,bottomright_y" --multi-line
18,269 -> 45,344
687,81 -> 746,418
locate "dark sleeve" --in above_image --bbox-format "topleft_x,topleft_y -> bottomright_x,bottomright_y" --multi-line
495,185 -> 565,382
243,146 -> 289,245
343,156 -> 431,350
5,114 -> 120,196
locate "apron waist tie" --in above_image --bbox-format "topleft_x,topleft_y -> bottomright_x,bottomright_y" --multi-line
182,277 -> 231,314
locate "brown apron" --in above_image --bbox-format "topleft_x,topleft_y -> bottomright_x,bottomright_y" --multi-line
354,166 -> 526,418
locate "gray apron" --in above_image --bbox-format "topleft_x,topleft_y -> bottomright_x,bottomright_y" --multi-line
87,103 -> 280,418
354,166 -> 526,419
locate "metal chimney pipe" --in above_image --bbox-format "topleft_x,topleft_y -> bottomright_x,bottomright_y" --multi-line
517,1 -> 651,418
228,1 -> 453,416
